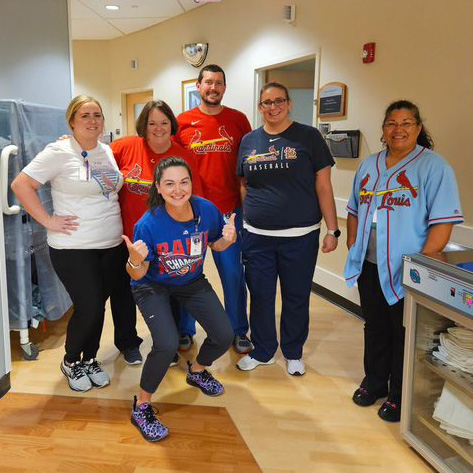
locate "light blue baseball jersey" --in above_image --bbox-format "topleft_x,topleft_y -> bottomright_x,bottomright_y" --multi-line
344,145 -> 463,305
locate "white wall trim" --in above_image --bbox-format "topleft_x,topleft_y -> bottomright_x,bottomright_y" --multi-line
335,197 -> 348,220
313,266 -> 360,305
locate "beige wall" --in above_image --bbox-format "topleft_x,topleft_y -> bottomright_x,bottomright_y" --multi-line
73,0 -> 473,301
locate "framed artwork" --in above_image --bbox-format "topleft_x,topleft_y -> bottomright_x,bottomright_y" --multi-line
181,79 -> 201,111
317,82 -> 347,118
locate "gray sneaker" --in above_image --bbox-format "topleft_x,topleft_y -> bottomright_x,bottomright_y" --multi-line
83,359 -> 110,388
60,360 -> 92,392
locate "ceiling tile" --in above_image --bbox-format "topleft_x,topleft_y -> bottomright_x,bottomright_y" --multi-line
109,17 -> 169,35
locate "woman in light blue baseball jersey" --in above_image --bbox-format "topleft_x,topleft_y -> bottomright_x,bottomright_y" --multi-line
345,100 -> 463,422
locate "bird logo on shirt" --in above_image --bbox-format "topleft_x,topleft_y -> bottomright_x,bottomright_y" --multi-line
189,126 -> 233,153
396,170 -> 418,198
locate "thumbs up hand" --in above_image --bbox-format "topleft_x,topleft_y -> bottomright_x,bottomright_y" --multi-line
222,213 -> 237,244
123,235 -> 149,266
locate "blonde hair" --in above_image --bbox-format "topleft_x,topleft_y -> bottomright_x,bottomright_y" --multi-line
66,95 -> 103,129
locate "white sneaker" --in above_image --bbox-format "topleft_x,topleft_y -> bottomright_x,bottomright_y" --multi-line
60,361 -> 92,392
286,359 -> 306,376
83,359 -> 110,388
236,355 -> 275,371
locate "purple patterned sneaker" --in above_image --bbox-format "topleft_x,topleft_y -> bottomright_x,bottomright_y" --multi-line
131,396 -> 169,442
186,361 -> 224,396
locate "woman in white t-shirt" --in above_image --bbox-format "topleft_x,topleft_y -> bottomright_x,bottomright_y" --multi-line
11,95 -> 127,393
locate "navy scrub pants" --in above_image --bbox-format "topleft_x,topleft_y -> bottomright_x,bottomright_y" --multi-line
178,206 -> 249,337
241,229 -> 320,362
357,260 -> 405,404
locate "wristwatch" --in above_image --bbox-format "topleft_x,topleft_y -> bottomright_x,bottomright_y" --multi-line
327,229 -> 341,238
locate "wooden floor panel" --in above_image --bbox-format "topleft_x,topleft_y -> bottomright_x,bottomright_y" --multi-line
0,392 -> 261,473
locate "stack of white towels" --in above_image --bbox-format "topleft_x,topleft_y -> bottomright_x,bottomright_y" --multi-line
433,325 -> 473,374
432,325 -> 473,444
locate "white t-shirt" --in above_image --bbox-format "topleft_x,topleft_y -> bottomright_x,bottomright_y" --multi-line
22,137 -> 123,250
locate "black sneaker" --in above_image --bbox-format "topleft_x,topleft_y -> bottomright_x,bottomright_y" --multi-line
122,347 -> 142,365
186,361 -> 224,396
233,335 -> 253,354
131,396 -> 168,442
352,387 -> 385,407
178,333 -> 194,352
378,400 -> 401,422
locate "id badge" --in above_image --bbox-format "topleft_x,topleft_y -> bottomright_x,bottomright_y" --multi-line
190,232 -> 203,256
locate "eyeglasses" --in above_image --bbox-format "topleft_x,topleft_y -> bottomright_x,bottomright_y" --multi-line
383,121 -> 418,130
260,98 -> 287,109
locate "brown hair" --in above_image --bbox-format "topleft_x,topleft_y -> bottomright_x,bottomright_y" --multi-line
198,64 -> 226,85
135,100 -> 179,137
259,82 -> 291,103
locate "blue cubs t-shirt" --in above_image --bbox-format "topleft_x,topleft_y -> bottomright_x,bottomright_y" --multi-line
131,196 -> 225,286
237,122 -> 334,230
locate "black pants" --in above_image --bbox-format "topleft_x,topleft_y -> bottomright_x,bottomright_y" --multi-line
357,261 -> 405,403
132,276 -> 233,394
109,270 -> 142,351
49,243 -> 130,363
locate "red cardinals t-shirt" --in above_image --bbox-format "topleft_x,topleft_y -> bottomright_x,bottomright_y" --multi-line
175,106 -> 251,213
111,136 -> 202,239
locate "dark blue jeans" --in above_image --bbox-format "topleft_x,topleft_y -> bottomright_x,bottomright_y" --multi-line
132,276 -> 233,394
242,229 -> 320,362
178,207 -> 248,337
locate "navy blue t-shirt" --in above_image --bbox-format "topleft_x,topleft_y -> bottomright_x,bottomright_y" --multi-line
131,196 -> 225,286
237,122 -> 334,230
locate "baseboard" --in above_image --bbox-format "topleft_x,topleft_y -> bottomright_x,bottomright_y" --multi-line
0,372 -> 10,399
312,282 -> 362,318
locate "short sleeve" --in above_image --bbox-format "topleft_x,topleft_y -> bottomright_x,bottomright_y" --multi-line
207,203 -> 225,243
309,127 -> 335,172
21,143 -> 63,184
424,159 -> 463,225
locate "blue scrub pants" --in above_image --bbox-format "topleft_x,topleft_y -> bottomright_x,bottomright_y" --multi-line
178,207 -> 248,337
241,229 -> 320,362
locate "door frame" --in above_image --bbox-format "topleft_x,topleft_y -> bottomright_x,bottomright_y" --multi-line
253,49 -> 321,128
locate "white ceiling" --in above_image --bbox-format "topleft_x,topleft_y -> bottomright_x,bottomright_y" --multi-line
69,0 -> 205,40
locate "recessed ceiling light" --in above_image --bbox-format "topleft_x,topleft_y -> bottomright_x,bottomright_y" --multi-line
105,5 -> 119,10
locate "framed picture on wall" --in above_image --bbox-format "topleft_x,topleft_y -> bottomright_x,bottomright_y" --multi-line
182,79 -> 201,111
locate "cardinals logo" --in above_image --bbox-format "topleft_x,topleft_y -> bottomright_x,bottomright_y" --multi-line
189,126 -> 233,153
360,173 -> 370,190
396,170 -> 417,197
124,164 -> 151,195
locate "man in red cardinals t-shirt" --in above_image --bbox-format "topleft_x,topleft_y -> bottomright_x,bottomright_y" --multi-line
175,64 -> 252,354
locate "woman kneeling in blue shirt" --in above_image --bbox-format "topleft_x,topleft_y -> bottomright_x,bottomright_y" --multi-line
123,156 -> 235,442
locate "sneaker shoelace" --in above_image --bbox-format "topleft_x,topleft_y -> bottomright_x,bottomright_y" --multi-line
86,360 -> 102,374
142,404 -> 159,424
385,401 -> 398,409
70,362 -> 86,380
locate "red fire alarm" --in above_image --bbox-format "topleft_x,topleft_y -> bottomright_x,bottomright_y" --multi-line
362,42 -> 376,63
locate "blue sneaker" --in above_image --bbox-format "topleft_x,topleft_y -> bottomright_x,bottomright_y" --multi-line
131,396 -> 168,442
186,361 -> 224,396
